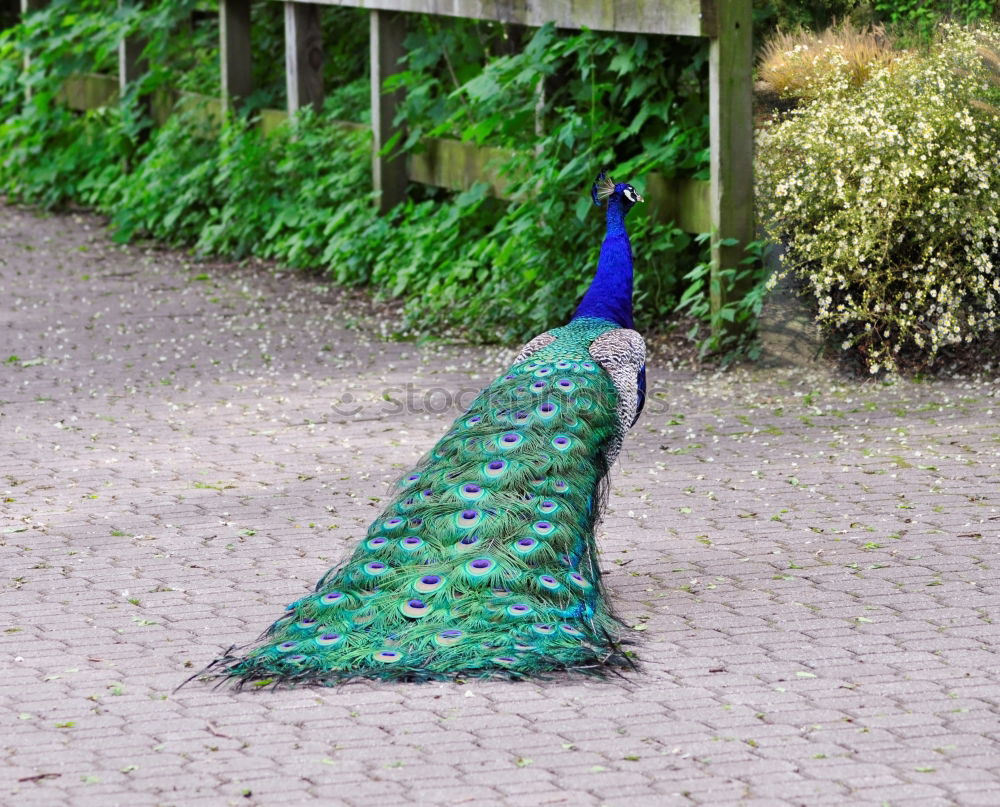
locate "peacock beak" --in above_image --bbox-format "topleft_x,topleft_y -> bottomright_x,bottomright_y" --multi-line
636,193 -> 644,203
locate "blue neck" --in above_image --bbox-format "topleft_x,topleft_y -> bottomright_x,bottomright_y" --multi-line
572,196 -> 634,329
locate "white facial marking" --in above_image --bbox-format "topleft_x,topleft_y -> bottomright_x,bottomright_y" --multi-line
623,187 -> 637,203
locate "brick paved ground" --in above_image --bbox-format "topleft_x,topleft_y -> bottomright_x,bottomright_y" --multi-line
2,205 -> 998,807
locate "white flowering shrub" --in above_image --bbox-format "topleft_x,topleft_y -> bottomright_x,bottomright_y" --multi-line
757,25 -> 1000,373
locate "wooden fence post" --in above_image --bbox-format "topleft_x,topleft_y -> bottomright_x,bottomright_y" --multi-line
220,0 -> 253,111
118,0 -> 148,94
19,0 -> 47,99
370,9 -> 407,213
708,0 -> 754,341
285,2 -> 324,113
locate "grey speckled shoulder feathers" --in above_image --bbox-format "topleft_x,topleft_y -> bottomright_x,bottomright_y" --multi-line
588,328 -> 645,464
512,331 -> 556,364
513,324 -> 645,465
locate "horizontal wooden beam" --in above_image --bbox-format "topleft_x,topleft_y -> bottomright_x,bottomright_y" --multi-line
258,106 -> 367,135
258,107 -> 290,135
407,137 -> 514,199
58,74 -> 711,233
58,74 -> 227,129
645,172 -> 711,235
58,72 -> 119,109
407,136 -> 709,230
165,90 -> 226,128
270,0 -> 716,38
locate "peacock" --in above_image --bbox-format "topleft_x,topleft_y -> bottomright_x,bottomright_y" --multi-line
199,171 -> 647,685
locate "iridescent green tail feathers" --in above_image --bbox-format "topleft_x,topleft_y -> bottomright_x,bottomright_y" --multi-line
198,326 -> 636,686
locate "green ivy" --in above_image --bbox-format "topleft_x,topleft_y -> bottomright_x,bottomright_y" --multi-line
678,236 -> 770,362
753,0 -> 1000,47
874,0 -> 995,38
377,21 -> 722,342
0,0 -> 766,357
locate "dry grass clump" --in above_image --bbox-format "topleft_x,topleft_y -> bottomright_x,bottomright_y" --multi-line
971,32 -> 1000,114
758,24 -> 899,101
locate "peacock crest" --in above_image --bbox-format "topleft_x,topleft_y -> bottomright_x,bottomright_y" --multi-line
592,170 -> 617,205
591,170 -> 644,207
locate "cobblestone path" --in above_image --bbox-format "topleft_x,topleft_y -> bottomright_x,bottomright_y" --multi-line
2,206 -> 999,806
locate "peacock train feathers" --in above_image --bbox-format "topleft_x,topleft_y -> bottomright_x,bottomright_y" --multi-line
198,172 -> 647,686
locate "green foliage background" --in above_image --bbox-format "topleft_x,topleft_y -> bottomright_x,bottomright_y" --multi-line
5,1 -> 991,355
753,0 -> 999,40
2,0 -> 761,352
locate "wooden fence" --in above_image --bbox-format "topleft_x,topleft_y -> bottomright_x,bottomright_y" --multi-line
22,0 -> 754,330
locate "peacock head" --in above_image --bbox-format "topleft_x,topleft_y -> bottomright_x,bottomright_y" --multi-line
591,170 -> 644,211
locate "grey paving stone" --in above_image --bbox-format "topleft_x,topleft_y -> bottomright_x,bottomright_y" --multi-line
2,205 -> 999,806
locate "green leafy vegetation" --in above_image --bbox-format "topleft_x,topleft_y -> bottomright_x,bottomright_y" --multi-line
0,0 -> 769,355
873,0 -> 996,42
754,0 -> 999,43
